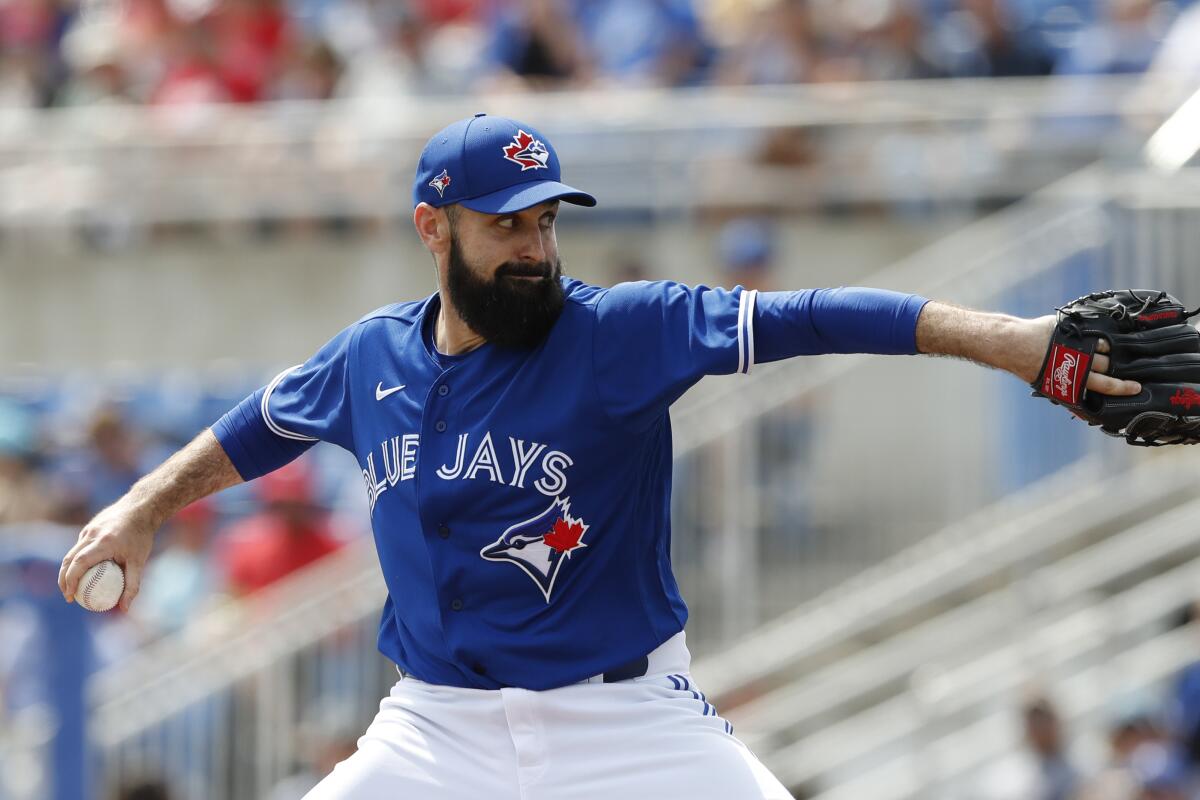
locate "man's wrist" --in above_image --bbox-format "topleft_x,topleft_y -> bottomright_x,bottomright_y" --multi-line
916,301 -> 1046,381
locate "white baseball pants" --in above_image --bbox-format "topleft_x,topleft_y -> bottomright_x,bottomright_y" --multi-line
303,633 -> 792,800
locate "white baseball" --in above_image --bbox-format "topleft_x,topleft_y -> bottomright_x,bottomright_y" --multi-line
78,560 -> 125,612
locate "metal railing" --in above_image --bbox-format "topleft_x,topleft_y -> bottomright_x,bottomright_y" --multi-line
89,542 -> 389,799
798,545 -> 1200,800
723,455 -> 1200,794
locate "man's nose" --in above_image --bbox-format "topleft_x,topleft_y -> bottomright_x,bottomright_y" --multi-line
516,231 -> 548,263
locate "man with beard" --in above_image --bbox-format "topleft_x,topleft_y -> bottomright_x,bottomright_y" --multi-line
58,115 -> 1142,798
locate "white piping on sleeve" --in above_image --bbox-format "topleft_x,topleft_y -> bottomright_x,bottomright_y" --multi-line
736,289 -> 758,375
743,289 -> 757,374
261,365 -> 319,442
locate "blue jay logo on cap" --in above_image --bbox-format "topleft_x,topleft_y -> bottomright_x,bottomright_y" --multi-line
428,169 -> 452,198
502,130 -> 550,171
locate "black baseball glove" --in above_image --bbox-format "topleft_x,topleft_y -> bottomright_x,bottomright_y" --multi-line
1032,289 -> 1200,445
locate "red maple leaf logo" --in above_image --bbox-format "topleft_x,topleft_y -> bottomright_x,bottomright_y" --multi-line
503,131 -> 533,160
543,517 -> 586,555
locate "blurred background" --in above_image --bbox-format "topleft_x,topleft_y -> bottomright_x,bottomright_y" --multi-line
3,0 -> 1200,798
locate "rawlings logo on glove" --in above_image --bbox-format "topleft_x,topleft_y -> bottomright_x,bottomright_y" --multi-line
1034,289 -> 1200,446
1045,345 -> 1087,404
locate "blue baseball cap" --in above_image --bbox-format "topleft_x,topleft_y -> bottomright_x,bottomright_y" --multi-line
413,114 -> 597,214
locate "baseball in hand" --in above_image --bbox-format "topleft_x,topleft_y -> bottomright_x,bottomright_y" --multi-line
78,560 -> 125,612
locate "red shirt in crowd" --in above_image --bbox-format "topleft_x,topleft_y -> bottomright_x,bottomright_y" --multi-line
220,512 -> 342,595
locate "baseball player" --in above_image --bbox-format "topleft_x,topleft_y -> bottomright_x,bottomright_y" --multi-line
59,114 -> 1145,798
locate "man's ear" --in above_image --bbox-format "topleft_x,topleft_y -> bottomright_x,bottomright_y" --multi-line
414,203 -> 451,252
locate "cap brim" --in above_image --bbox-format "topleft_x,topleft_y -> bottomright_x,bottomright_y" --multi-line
460,179 -> 596,214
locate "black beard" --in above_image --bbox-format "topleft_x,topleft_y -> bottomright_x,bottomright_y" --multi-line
445,236 -> 565,350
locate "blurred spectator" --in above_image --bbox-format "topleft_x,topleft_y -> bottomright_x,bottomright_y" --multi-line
57,14 -> 135,106
151,21 -> 233,105
132,499 -> 220,636
934,0 -> 1055,78
855,2 -> 948,81
1056,0 -> 1166,76
572,0 -> 712,87
0,399 -> 49,525
1127,743 -> 1194,799
0,0 -> 71,107
717,0 -> 819,86
79,407 -> 148,515
1165,618 -> 1200,777
718,217 -> 776,292
1078,704 -> 1166,800
986,694 -> 1081,800
484,0 -> 589,90
220,459 -> 342,596
206,0 -> 293,103
273,36 -> 341,100
330,5 -> 432,99
0,0 -> 1191,109
1021,695 -> 1081,800
415,0 -> 481,25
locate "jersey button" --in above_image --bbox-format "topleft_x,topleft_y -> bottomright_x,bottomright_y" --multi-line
437,524 -> 450,539
451,598 -> 464,611
435,420 -> 447,433
472,663 -> 487,676
437,385 -> 450,397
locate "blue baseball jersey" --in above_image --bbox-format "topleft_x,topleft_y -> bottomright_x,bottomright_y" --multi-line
213,279 -> 928,690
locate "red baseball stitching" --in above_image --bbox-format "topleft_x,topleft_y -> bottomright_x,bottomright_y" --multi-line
83,562 -> 112,608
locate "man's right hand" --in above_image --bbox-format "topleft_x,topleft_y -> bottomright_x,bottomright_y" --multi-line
56,428 -> 244,612
59,501 -> 156,612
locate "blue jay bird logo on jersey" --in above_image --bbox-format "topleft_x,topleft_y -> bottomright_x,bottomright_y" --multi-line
480,497 -> 588,602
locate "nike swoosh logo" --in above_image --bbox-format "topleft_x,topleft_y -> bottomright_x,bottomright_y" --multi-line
375,382 -> 406,401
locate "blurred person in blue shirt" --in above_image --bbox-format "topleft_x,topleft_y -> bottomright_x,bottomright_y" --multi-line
131,499 -> 220,638
1055,0 -> 1168,75
60,406 -> 152,517
483,0 -> 590,89
0,399 -> 49,526
933,0 -> 1055,77
718,217 -> 775,292
575,0 -> 712,86
1127,742 -> 1195,800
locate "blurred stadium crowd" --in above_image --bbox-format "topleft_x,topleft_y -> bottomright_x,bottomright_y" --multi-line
0,386 -> 369,632
0,383 -> 373,794
993,619 -> 1200,800
0,0 -> 1198,109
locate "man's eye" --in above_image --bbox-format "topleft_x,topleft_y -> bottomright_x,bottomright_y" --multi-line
498,218 -> 515,229
541,216 -> 556,228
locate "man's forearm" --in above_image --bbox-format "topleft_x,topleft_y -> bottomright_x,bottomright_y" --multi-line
914,300 -> 1050,384
121,428 -> 243,527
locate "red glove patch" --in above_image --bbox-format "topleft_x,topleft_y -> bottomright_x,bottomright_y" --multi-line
1040,344 -> 1091,405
